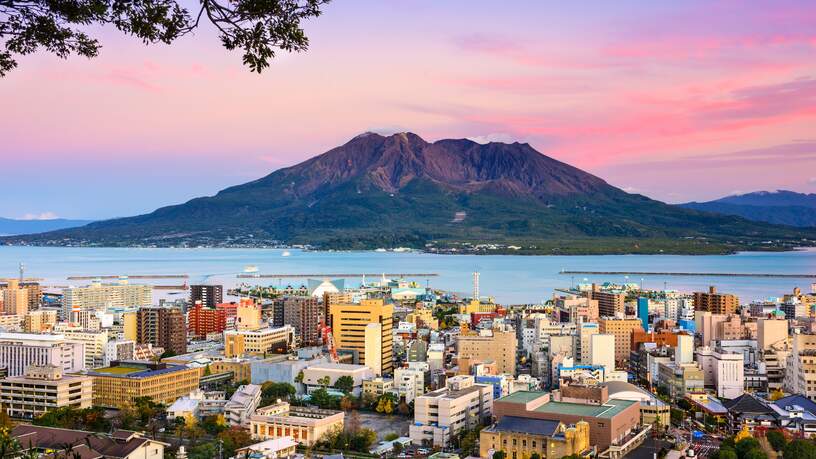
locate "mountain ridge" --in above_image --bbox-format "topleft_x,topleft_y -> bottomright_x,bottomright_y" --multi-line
681,190 -> 816,228
4,133 -> 815,254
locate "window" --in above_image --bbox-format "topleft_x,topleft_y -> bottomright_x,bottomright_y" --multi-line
532,441 -> 536,448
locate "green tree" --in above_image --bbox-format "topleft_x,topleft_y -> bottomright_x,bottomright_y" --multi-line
766,430 -> 786,451
384,433 -> 400,442
261,381 -> 296,404
493,451 -> 507,459
714,447 -> 738,459
317,376 -> 332,387
530,453 -> 541,459
0,0 -> 329,77
735,438 -> 762,459
392,442 -> 404,456
334,376 -> 354,394
783,440 -> 816,459
218,426 -> 254,458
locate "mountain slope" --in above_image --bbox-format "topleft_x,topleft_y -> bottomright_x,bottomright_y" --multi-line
681,190 -> 816,227
0,218 -> 93,236
4,133 -> 815,254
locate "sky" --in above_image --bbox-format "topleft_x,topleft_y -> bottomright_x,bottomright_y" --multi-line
2,0 -> 816,220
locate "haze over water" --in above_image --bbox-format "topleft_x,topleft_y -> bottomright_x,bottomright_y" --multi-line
2,246 -> 815,304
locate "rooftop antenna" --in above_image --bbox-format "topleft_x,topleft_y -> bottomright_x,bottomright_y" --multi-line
18,262 -> 24,282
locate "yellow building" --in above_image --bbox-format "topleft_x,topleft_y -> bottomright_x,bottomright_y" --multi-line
406,307 -> 438,330
329,299 -> 394,375
479,418 -> 592,459
23,310 -> 56,333
224,326 -> 295,358
87,361 -> 200,408
122,311 -> 138,342
460,300 -> 496,315
249,401 -> 344,446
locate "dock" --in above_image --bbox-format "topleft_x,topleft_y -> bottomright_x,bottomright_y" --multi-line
560,270 -> 816,278
237,273 -> 438,278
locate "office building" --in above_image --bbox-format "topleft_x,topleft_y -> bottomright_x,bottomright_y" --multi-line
188,301 -> 227,339
410,375 -> 493,447
283,296 -> 321,346
87,360 -> 200,407
190,284 -> 223,308
457,326 -> 518,375
137,306 -> 187,355
62,279 -> 152,319
2,279 -> 29,316
0,332 -> 85,376
694,286 -> 738,315
249,401 -> 344,446
224,326 -> 295,357
598,317 -> 643,363
329,298 -> 394,375
59,327 -> 109,369
224,384 -> 262,426
0,364 -> 93,419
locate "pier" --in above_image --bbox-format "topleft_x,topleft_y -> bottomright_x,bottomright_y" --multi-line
66,274 -> 189,280
560,270 -> 816,278
237,273 -> 438,278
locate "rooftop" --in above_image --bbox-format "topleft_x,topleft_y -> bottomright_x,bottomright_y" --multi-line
488,416 -> 561,436
535,399 -> 636,418
497,391 -> 547,404
87,361 -> 190,379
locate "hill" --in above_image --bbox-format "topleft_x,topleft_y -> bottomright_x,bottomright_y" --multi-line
4,133 -> 815,254
681,190 -> 816,228
0,217 -> 93,236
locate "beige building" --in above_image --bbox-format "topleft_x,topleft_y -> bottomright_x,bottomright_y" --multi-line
330,298 -> 394,375
88,361 -> 200,408
249,401 -> 344,446
694,286 -> 738,315
0,314 -> 23,331
758,318 -> 788,351
62,280 -> 152,318
599,317 -> 644,363
2,279 -> 29,316
224,326 -> 295,358
457,326 -> 518,375
480,418 -> 591,459
0,364 -> 92,419
362,377 -> 394,398
784,333 -> 816,398
122,310 -> 138,341
56,327 -> 109,369
237,298 -> 262,331
410,375 -> 493,447
406,306 -> 438,330
23,310 -> 57,333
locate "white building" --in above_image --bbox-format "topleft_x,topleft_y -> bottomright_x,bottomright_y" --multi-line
364,323 -> 383,376
590,334 -> 616,374
426,343 -> 445,372
225,384 -> 262,426
576,322 -> 599,364
394,362 -> 428,403
62,279 -> 152,319
409,375 -> 493,448
676,334 -> 694,365
301,363 -> 374,396
697,347 -> 745,399
0,333 -> 85,376
55,327 -> 109,369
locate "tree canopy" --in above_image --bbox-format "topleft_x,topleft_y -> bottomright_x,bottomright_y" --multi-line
0,0 -> 328,76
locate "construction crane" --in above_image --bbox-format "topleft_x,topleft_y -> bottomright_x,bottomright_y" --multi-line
318,322 -> 339,363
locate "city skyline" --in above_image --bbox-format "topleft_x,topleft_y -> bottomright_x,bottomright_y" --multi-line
2,0 -> 816,219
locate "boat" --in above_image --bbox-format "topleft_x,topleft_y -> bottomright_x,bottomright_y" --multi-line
243,265 -> 259,273
282,251 -> 291,257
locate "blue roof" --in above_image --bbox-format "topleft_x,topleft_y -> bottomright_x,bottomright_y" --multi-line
775,395 -> 816,413
492,416 -> 560,436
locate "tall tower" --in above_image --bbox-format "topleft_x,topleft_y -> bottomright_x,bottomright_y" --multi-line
473,271 -> 480,300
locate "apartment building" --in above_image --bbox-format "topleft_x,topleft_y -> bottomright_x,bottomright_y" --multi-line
694,286 -> 738,315
137,306 -> 187,355
586,285 -> 626,317
0,364 -> 92,419
58,327 -> 109,369
189,284 -> 223,308
2,279 -> 29,315
696,346 -> 745,399
62,280 -> 152,318
394,362 -> 429,403
224,326 -> 295,357
410,375 -> 494,447
188,301 -> 227,339
329,298 -> 394,375
249,401 -> 344,446
457,326 -> 518,375
87,361 -> 200,407
283,296 -> 321,346
598,317 -> 644,363
0,332 -> 85,376
1,280 -> 42,311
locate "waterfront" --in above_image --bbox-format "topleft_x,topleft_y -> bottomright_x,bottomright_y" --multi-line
0,246 -> 814,303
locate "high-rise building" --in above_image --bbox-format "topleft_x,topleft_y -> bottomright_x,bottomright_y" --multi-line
590,334 -> 615,374
598,317 -> 644,363
187,301 -> 227,339
0,333 -> 85,376
693,286 -> 738,315
637,297 -> 649,331
137,306 -> 186,355
23,310 -> 57,333
0,280 -> 41,312
329,299 -> 394,375
586,285 -> 625,317
282,296 -> 320,346
758,318 -> 788,351
576,322 -> 599,364
62,279 -> 152,319
189,284 -> 223,309
2,279 -> 29,316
